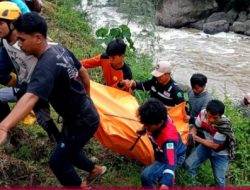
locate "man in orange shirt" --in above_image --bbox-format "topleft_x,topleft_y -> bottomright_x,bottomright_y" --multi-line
80,39 -> 133,92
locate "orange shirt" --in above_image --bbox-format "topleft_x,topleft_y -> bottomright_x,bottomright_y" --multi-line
80,53 -> 132,89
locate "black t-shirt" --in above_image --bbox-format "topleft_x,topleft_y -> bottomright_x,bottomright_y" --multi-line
27,44 -> 87,117
135,78 -> 184,107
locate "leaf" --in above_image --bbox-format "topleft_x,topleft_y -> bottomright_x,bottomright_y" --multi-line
104,36 -> 114,45
110,28 -> 121,38
120,24 -> 131,39
95,27 -> 109,38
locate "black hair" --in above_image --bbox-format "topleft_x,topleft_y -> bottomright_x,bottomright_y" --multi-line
206,100 -> 225,116
106,38 -> 126,56
14,12 -> 47,38
138,98 -> 167,125
190,73 -> 207,88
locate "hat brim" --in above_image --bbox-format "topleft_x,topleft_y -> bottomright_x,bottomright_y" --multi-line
151,70 -> 164,77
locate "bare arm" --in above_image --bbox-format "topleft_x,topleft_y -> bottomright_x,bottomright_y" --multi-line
0,93 -> 39,144
193,135 -> 223,150
79,66 -> 90,96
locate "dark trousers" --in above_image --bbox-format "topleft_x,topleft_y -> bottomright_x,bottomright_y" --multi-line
0,100 -> 10,121
49,98 -> 100,186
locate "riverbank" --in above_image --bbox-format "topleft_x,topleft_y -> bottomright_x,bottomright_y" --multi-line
0,0 -> 249,187
43,0 -> 250,186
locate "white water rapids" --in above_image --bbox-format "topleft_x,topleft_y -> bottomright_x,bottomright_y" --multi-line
81,0 -> 250,100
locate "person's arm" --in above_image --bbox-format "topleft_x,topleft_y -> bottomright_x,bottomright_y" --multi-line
130,77 -> 155,91
159,141 -> 177,188
80,55 -> 102,69
122,64 -> 133,80
0,93 -> 39,144
78,66 -> 90,96
193,135 -> 224,150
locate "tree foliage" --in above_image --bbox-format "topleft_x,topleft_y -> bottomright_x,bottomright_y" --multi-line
95,24 -> 135,50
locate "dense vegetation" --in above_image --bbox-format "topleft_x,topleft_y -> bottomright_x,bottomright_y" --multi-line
0,0 -> 249,187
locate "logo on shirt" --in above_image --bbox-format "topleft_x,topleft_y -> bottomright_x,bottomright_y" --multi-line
177,92 -> 183,98
166,143 -> 174,149
163,91 -> 171,97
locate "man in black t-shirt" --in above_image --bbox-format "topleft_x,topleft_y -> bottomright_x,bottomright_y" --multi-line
0,12 -> 106,187
123,61 -> 184,107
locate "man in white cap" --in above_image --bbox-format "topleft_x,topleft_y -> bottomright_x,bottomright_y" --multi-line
122,61 -> 184,107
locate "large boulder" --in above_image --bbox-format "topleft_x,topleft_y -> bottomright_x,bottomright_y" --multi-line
206,12 -> 230,23
245,30 -> 250,36
232,21 -> 248,34
155,0 -> 218,28
203,20 -> 229,34
189,19 -> 205,30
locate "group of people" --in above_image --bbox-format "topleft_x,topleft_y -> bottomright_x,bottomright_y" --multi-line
0,0 -> 247,188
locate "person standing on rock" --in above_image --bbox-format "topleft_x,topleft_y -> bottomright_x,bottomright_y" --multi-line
0,12 -> 106,186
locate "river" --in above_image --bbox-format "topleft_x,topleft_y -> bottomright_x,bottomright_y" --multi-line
81,0 -> 250,100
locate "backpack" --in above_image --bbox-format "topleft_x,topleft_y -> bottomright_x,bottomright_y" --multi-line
214,117 -> 236,160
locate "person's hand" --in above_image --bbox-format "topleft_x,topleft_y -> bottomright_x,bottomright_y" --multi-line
118,80 -> 135,92
136,128 -> 146,136
129,80 -> 136,88
189,129 -> 196,137
159,184 -> 169,189
193,134 -> 199,142
184,115 -> 190,123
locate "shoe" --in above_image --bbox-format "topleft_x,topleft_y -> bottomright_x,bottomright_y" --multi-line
84,165 -> 107,186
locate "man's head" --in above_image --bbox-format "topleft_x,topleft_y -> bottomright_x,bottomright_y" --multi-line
151,61 -> 172,85
106,38 -> 126,69
14,12 -> 47,56
0,2 -> 21,39
138,98 -> 167,132
190,73 -> 207,95
243,93 -> 250,106
206,100 -> 225,125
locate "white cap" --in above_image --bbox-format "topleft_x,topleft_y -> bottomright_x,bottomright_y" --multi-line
244,93 -> 250,103
151,61 -> 172,77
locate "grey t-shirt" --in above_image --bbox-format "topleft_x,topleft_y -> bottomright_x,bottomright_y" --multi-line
188,90 -> 212,118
